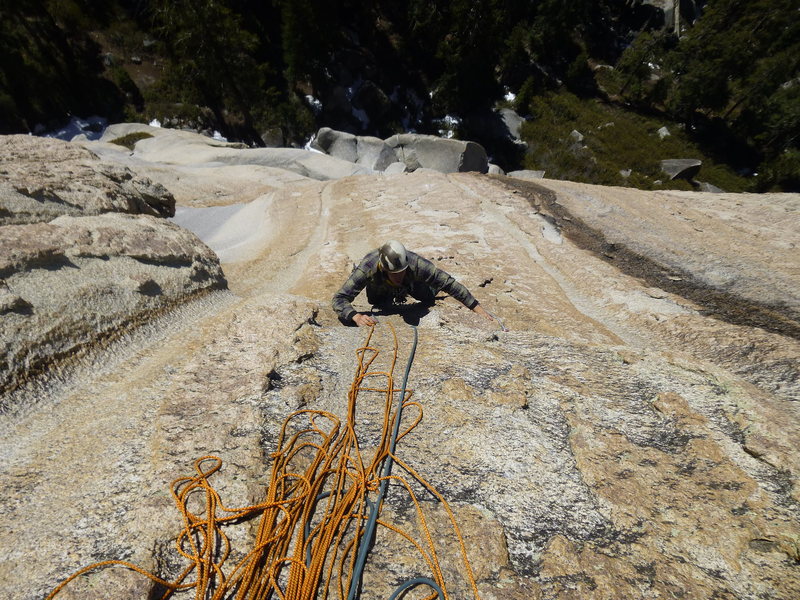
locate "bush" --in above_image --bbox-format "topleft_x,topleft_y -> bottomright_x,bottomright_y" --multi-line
518,89 -> 752,191
109,131 -> 153,150
110,66 -> 143,110
756,150 -> 800,192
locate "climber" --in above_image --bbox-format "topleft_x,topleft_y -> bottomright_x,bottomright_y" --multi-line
332,240 -> 496,327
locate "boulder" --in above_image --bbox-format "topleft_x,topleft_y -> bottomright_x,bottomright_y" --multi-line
313,128 -> 397,172
260,127 -> 284,148
215,148 -> 374,180
697,181 -> 724,193
384,133 -> 488,173
661,158 -> 702,180
99,122 -> 165,142
488,163 -> 506,175
569,129 -> 584,143
508,169 -> 546,180
355,136 -> 397,171
0,135 -> 175,225
0,212 -> 226,398
312,127 -> 358,163
383,162 -> 408,174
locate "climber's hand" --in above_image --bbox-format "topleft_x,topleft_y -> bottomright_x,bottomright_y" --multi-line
353,313 -> 377,327
472,305 -> 494,322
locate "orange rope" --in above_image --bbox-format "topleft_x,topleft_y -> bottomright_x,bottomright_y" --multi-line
46,325 -> 482,600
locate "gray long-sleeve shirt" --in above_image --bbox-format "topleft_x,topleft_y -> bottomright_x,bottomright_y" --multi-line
332,249 -> 478,321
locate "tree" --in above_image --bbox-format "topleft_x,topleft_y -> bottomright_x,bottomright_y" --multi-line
0,0 -> 123,132
661,0 -> 800,186
615,32 -> 670,104
150,0 -> 268,141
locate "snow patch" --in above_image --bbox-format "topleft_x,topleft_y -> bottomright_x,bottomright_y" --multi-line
304,134 -> 324,154
436,114 -> 461,139
41,116 -> 108,141
305,95 -> 322,115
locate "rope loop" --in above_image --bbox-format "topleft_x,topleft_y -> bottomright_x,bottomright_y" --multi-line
47,325 -> 482,600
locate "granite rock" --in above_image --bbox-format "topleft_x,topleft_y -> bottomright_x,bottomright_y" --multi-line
0,212 -> 226,399
313,127 -> 403,172
661,158 -> 702,180
98,125 -> 373,180
0,135 -> 175,225
1,139 -> 798,600
384,133 -> 489,173
508,169 -> 546,180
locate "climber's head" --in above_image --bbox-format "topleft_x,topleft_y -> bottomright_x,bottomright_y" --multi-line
379,240 -> 408,273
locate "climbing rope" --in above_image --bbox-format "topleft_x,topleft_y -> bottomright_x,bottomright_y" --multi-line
347,324 -> 418,600
485,310 -> 508,332
46,324 -> 482,600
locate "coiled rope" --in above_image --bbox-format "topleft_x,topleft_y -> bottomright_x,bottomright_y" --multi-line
46,324 -> 481,600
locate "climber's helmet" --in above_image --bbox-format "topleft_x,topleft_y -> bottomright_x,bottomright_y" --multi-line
379,240 -> 408,273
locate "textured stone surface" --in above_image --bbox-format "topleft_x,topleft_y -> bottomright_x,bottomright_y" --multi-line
0,135 -> 175,225
509,169 -> 546,180
313,126 -> 359,162
384,161 -> 408,174
0,212 -> 226,399
0,292 -> 318,600
96,125 -> 374,180
356,135 -> 398,171
313,127 -> 401,171
1,140 -> 798,600
384,133 -> 489,173
661,158 -> 702,180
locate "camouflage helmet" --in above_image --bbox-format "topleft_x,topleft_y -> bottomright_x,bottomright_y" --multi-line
379,240 -> 408,273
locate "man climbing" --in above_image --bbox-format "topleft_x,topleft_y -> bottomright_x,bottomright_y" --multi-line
332,240 -> 496,327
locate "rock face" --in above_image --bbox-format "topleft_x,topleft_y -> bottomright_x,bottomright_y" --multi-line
97,124 -> 374,181
508,169 -> 546,180
1,131 -> 798,600
0,134 -> 226,399
312,127 -> 397,171
385,133 -> 489,173
0,135 -> 175,225
661,158 -> 702,180
0,213 -> 226,400
311,127 -> 490,174
313,126 -> 359,162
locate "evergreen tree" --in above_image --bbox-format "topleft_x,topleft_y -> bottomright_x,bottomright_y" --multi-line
0,0 -> 123,132
663,0 -> 800,185
150,0 -> 268,141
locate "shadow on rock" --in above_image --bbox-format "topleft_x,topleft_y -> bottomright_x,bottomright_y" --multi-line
338,300 -> 438,327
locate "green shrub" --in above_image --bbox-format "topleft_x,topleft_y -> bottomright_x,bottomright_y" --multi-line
518,89 -> 752,191
109,131 -> 153,150
756,150 -> 800,192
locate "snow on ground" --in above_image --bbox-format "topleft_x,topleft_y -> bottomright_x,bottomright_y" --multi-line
40,116 -> 107,141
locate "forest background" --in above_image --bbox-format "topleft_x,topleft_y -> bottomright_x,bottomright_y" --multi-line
1,0 -> 798,192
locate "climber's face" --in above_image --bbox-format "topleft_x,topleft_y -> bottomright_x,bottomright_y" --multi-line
387,268 -> 406,286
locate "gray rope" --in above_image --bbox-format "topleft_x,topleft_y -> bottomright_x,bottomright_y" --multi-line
388,577 -> 445,600
486,310 -> 508,332
347,325 -> 418,600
